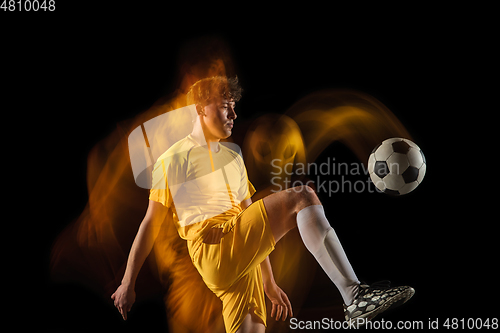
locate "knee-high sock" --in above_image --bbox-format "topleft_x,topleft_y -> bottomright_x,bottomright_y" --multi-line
296,204 -> 360,305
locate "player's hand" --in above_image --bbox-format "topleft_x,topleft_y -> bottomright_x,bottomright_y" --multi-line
264,282 -> 293,321
111,284 -> 136,320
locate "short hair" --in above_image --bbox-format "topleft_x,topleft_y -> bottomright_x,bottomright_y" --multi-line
187,76 -> 242,106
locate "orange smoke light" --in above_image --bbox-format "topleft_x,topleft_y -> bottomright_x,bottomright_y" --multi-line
51,82 -> 411,332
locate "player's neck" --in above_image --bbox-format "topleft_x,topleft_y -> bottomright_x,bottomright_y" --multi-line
191,123 -> 220,153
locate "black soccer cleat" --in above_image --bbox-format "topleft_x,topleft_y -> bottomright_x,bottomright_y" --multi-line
344,281 -> 415,327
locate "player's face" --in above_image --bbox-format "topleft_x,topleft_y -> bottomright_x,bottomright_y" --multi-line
201,98 -> 237,141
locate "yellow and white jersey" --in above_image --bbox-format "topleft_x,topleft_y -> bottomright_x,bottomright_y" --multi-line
149,134 -> 255,240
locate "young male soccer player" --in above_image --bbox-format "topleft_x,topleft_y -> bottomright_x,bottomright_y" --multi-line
111,76 -> 415,333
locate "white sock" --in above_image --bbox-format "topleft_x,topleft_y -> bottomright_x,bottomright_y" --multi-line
296,205 -> 360,306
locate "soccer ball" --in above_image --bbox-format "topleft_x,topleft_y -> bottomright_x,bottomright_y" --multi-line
368,138 -> 426,196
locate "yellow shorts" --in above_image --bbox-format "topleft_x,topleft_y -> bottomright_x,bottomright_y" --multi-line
188,199 -> 276,333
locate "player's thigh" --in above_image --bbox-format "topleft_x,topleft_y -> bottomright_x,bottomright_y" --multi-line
262,185 -> 320,242
236,312 -> 265,333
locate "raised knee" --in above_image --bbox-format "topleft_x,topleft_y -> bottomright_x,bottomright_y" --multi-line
303,185 -> 315,194
288,185 -> 320,211
300,185 -> 317,198
287,184 -> 314,194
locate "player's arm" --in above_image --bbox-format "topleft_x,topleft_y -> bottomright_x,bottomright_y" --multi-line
261,255 -> 293,321
261,255 -> 276,288
111,199 -> 168,320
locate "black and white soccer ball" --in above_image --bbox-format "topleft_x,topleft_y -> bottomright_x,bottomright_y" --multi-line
368,138 -> 426,196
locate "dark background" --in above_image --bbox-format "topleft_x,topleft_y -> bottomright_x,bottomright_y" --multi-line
3,3 -> 493,332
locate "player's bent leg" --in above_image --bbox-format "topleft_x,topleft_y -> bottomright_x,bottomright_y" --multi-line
263,185 -> 360,306
236,310 -> 265,333
262,185 -> 321,243
260,187 -> 415,327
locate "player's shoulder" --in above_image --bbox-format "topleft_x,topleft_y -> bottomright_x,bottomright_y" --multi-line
220,142 -> 242,156
220,142 -> 245,166
156,136 -> 196,164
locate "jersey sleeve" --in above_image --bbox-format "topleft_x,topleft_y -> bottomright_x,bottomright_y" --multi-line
244,180 -> 256,201
149,159 -> 171,208
149,153 -> 186,208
